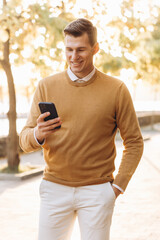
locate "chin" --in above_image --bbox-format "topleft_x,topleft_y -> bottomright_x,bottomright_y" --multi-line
71,67 -> 83,73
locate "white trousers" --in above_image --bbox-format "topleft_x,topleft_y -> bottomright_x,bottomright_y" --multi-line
38,180 -> 116,240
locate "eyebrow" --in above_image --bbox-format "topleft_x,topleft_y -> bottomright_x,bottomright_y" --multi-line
66,47 -> 87,50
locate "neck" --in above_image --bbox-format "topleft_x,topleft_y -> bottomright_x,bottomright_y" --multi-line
70,67 -> 95,79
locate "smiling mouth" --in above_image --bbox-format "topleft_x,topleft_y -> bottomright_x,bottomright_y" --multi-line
71,62 -> 83,66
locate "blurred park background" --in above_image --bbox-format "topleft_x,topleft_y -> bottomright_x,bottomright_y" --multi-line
0,1 -> 160,239
0,0 -> 160,170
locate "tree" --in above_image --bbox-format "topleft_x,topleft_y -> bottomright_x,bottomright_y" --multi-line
136,6 -> 160,85
96,0 -> 143,74
94,0 -> 160,99
0,0 -> 71,171
0,0 -> 20,170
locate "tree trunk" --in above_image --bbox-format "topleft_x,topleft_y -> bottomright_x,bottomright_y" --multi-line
1,61 -> 20,170
0,26 -> 20,170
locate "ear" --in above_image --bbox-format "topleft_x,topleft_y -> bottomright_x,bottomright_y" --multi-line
93,42 -> 99,55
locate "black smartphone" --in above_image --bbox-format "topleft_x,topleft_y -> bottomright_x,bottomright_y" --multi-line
38,102 -> 61,129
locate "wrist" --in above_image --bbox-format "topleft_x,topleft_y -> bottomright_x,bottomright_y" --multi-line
34,127 -> 44,144
112,185 -> 121,198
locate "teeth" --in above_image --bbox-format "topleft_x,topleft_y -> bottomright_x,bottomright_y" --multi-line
71,62 -> 81,65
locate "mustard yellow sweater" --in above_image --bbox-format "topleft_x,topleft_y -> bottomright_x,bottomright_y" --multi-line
19,69 -> 143,191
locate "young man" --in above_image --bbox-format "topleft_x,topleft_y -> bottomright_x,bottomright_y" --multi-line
19,18 -> 143,240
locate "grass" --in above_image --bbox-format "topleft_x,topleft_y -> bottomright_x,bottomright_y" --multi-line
0,164 -> 36,174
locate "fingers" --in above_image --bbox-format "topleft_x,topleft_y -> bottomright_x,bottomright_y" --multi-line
46,117 -> 61,127
36,112 -> 61,135
37,112 -> 61,125
40,119 -> 62,132
37,112 -> 50,123
35,111 -> 62,143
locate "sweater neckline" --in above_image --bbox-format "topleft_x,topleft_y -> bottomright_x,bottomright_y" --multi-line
65,69 -> 97,87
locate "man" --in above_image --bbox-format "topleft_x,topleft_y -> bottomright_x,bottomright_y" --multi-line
19,18 -> 143,240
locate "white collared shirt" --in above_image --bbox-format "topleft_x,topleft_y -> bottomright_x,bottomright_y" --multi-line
67,67 -> 95,82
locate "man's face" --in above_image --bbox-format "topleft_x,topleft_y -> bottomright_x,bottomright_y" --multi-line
65,33 -> 98,78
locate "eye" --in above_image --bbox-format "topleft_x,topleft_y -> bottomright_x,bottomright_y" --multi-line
66,48 -> 73,52
79,48 -> 86,51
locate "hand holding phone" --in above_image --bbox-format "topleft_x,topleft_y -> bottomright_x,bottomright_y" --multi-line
35,102 -> 61,144
38,102 -> 61,129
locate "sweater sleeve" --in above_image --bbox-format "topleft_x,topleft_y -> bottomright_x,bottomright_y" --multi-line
19,81 -> 44,153
113,82 -> 144,191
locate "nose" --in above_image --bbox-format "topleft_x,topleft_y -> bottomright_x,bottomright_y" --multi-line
71,50 -> 79,61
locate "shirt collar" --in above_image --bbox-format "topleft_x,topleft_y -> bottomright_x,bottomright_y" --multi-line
67,67 -> 95,82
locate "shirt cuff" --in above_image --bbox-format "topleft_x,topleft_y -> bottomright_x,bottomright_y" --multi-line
34,128 -> 45,145
112,184 -> 124,193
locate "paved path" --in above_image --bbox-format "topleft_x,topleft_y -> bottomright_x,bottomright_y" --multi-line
0,128 -> 160,240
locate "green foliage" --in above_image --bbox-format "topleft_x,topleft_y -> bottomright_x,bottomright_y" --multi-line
0,1 -> 70,73
101,0 -> 160,85
134,6 -> 160,85
96,50 -> 122,75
